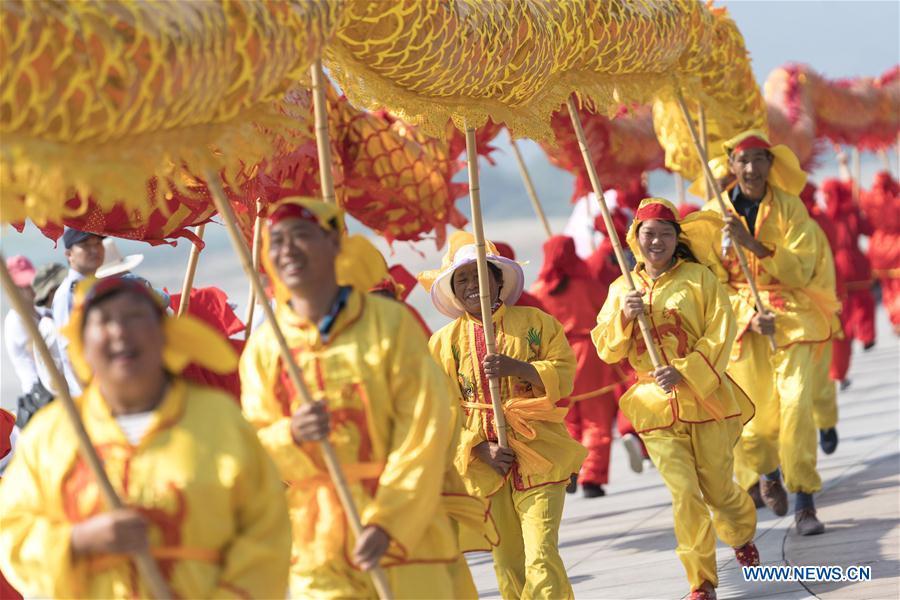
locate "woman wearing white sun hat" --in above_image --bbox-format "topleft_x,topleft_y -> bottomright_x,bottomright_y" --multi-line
421,231 -> 585,600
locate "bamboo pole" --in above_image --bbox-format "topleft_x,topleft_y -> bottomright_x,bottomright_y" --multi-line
465,125 -> 510,447
177,224 -> 205,317
510,138 -> 552,239
311,59 -> 336,204
0,255 -> 173,599
673,89 -> 777,351
697,105 -> 716,201
203,171 -> 392,600
674,172 -> 686,207
877,149 -> 891,173
566,97 -> 664,369
244,199 -> 264,339
851,147 -> 861,204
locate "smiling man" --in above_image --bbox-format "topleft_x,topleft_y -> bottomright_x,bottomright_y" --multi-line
700,130 -> 833,536
239,197 -> 472,598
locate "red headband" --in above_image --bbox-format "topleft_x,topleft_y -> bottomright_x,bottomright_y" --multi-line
635,203 -> 678,223
268,204 -> 320,228
732,136 -> 771,154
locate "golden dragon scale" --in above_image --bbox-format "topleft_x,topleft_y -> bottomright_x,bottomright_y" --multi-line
327,0 -> 766,181
0,0 -> 341,226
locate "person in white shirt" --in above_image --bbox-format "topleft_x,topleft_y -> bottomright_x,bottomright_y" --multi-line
3,256 -> 40,395
50,229 -> 105,396
30,263 -> 72,399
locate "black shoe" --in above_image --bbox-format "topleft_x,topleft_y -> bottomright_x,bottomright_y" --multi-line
819,428 -> 838,455
582,482 -> 606,498
840,379 -> 852,391
863,341 -> 875,351
566,474 -> 577,494
748,481 -> 765,509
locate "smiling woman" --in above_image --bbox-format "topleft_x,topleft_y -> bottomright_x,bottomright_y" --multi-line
0,276 -> 292,599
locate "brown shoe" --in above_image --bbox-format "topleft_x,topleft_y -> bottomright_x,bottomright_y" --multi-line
747,481 -> 765,509
759,478 -> 789,516
795,508 -> 826,536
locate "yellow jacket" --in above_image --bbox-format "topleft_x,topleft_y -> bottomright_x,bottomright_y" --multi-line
702,186 -> 833,350
429,304 -> 586,497
240,290 -> 460,570
592,260 -> 754,434
809,222 -> 843,340
0,379 -> 291,599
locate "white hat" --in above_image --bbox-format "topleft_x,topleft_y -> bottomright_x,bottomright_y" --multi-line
418,232 -> 524,319
95,238 -> 145,278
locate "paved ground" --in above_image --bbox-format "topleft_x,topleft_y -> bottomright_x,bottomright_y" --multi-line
467,308 -> 899,600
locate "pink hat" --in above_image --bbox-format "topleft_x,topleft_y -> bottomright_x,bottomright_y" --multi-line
6,255 -> 36,287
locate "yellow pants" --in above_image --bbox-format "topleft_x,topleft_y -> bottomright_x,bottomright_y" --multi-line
290,556 -> 460,599
642,418 -> 757,591
730,333 -> 822,494
812,341 -> 838,430
490,478 -> 572,599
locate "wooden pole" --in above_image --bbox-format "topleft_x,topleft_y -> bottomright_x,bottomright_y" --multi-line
0,254 -> 173,599
877,149 -> 891,173
674,172 -> 686,207
673,88 -> 777,350
697,105 -> 716,201
177,224 -> 205,317
566,97 -> 664,369
311,59 -> 337,204
510,138 -> 552,239
464,125 -> 510,447
203,171 -> 393,600
851,147 -> 861,204
244,199 -> 264,339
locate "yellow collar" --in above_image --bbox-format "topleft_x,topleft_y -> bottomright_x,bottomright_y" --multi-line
461,302 -> 509,327
276,287 -> 365,348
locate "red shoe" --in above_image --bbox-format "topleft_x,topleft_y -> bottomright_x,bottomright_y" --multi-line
688,582 -> 717,600
734,541 -> 760,567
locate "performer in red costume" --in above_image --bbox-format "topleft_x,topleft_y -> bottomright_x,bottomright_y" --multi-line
821,177 -> 876,386
531,235 -> 620,497
494,241 -> 548,312
861,172 -> 900,335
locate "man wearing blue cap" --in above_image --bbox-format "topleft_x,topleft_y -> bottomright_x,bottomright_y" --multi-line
50,229 -> 105,394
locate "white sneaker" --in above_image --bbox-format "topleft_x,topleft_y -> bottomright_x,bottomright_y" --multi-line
623,433 -> 644,474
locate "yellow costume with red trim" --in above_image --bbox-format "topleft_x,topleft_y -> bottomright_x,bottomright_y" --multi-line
241,197 -> 480,598
0,277 -> 289,599
425,233 -> 585,599
0,379 -> 291,599
592,197 -> 756,592
701,131 -> 836,495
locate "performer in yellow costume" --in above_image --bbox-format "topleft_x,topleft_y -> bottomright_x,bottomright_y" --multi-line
422,232 -> 586,600
240,197 -> 475,599
701,130 -> 834,536
0,276 -> 291,599
592,198 -> 758,600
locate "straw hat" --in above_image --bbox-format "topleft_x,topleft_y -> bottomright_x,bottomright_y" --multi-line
95,238 -> 144,278
418,231 -> 524,319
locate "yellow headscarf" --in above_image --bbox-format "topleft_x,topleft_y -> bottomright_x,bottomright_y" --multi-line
62,277 -> 238,384
722,129 -> 807,196
626,197 -> 725,268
